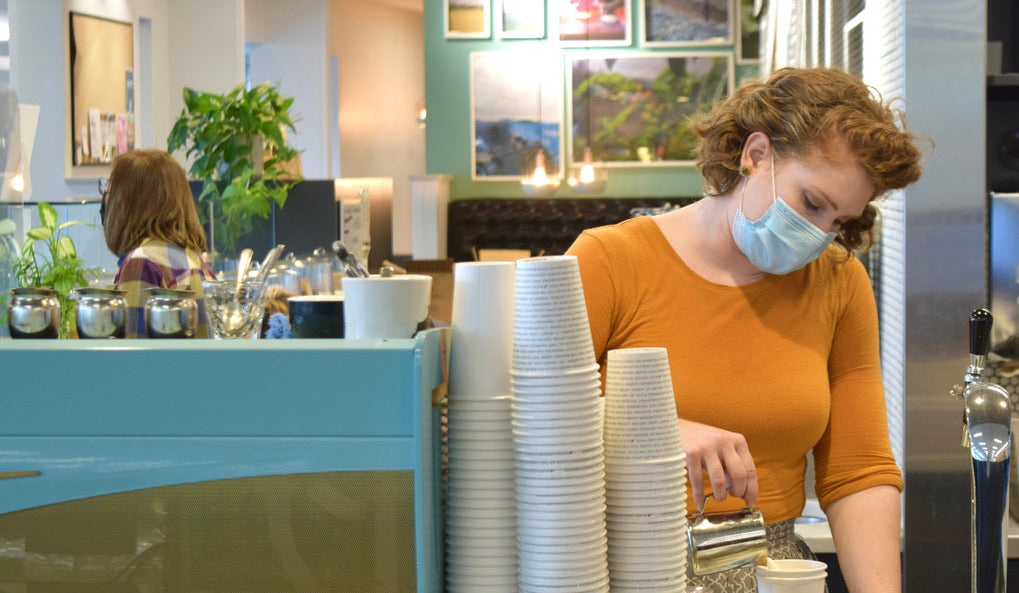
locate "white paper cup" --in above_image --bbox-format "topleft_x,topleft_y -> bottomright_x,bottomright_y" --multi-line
447,583 -> 519,593
512,378 -> 602,394
446,571 -> 518,587
445,525 -> 519,542
516,482 -> 605,504
447,449 -> 516,464
756,559 -> 829,577
448,467 -> 516,483
603,455 -> 687,475
512,363 -> 601,382
448,394 -> 512,408
519,576 -> 611,593
755,573 -> 828,593
515,460 -> 605,479
446,515 -> 517,529
341,274 -> 432,339
450,262 -> 515,398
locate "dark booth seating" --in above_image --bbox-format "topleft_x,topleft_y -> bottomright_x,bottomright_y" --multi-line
446,197 -> 699,262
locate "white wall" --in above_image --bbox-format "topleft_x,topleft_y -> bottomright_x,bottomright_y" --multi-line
9,0 -> 243,200
330,0 -> 425,256
246,0 -> 329,178
165,0 -> 245,167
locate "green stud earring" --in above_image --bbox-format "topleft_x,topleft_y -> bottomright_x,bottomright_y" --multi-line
740,167 -> 750,176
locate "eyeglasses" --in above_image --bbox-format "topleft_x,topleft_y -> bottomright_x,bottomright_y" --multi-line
98,177 -> 109,225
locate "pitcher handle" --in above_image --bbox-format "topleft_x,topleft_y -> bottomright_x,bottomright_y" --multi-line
691,491 -> 753,519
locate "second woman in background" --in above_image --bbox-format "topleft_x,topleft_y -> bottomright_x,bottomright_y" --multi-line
102,149 -> 215,338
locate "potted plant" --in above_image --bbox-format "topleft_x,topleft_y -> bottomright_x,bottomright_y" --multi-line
0,203 -> 101,338
167,81 -> 303,255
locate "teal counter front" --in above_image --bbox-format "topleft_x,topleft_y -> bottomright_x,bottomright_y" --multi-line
0,331 -> 445,593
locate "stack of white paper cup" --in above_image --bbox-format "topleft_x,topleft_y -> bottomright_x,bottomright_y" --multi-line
445,396 -> 518,593
445,262 -> 518,593
512,255 -> 609,593
603,347 -> 688,593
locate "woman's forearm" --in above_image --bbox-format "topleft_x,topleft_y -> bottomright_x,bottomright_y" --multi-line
825,484 -> 901,593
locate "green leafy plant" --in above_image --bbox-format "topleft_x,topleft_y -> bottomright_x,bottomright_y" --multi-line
167,81 -> 303,253
0,203 -> 101,338
0,216 -> 18,306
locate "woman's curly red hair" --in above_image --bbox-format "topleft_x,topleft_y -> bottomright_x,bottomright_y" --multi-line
694,67 -> 927,251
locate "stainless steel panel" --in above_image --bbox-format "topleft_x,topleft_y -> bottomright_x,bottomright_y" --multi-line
903,0 -> 988,591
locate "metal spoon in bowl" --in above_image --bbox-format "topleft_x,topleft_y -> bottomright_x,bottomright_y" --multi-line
235,248 -> 254,298
255,244 -> 286,285
224,248 -> 254,332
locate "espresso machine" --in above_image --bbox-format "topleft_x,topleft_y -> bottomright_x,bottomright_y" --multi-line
951,308 -> 1012,593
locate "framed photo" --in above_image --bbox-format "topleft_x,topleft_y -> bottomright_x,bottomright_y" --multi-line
497,0 -> 546,39
66,11 -> 134,179
640,0 -> 733,47
737,0 -> 761,62
446,0 -> 492,39
555,0 -> 632,46
471,50 -> 563,180
567,52 -> 733,166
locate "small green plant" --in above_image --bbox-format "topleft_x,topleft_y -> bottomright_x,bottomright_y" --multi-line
1,203 -> 101,338
167,81 -> 303,253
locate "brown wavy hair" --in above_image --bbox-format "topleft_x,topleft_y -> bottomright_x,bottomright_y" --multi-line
103,150 -> 207,257
693,67 -> 927,251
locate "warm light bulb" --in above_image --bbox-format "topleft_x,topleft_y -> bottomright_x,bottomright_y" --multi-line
10,173 -> 23,192
532,164 -> 548,185
580,163 -> 594,184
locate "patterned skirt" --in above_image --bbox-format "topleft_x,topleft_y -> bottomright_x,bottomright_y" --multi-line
686,518 -> 828,593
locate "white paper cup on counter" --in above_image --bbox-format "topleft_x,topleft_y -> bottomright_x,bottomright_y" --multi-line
756,571 -> 828,593
340,274 -> 432,339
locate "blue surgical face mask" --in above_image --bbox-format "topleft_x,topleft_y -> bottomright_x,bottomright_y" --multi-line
731,153 -> 837,275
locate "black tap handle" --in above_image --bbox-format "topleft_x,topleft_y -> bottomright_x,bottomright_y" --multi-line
970,308 -> 993,357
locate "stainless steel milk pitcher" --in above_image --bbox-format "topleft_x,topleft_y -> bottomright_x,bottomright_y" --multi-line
687,496 -> 768,575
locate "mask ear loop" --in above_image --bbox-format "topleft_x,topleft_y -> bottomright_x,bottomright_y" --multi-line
739,166 -> 749,211
770,151 -> 778,204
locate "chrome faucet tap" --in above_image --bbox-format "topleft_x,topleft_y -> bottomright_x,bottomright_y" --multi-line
951,308 -> 1012,593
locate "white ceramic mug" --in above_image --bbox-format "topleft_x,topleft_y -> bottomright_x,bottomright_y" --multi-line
341,274 -> 432,339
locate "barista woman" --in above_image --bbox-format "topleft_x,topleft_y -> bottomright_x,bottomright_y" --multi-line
566,68 -> 924,593
101,149 -> 215,338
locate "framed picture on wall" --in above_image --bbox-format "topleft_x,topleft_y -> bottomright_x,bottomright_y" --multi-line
737,0 -> 761,62
497,0 -> 546,39
446,0 -> 492,39
470,49 -> 563,180
567,52 -> 733,165
66,11 -> 134,179
555,0 -> 632,46
639,0 -> 733,47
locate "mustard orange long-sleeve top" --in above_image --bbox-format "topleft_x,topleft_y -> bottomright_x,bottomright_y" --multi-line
566,216 -> 903,524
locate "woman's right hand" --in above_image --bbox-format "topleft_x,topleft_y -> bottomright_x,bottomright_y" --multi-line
677,418 -> 758,509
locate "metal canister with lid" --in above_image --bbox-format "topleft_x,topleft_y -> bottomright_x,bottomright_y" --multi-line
145,287 -> 198,338
74,287 -> 127,339
6,287 -> 60,339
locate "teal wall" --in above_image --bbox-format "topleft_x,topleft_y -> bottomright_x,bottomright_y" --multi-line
423,1 -> 759,201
